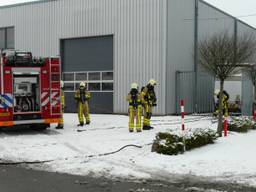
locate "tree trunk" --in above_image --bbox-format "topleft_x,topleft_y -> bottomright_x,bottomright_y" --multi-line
217,80 -> 224,137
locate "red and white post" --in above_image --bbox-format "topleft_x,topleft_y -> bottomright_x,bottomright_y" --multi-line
180,100 -> 185,131
253,110 -> 256,121
224,116 -> 228,137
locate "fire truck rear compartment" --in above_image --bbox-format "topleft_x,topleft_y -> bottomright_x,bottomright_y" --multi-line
13,74 -> 40,116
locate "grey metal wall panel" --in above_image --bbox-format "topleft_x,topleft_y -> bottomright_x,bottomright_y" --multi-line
166,0 -> 195,114
176,71 -> 214,114
64,92 -> 113,114
197,73 -> 215,113
198,1 -> 235,40
176,72 -> 195,114
0,0 -> 167,115
238,22 -> 256,115
241,71 -> 253,116
61,36 -> 113,72
198,1 -> 235,74
237,21 -> 256,63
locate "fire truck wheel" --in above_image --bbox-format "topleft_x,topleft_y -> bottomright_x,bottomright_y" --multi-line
33,124 -> 48,131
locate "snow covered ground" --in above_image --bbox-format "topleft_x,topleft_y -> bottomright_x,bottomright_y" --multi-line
0,114 -> 256,187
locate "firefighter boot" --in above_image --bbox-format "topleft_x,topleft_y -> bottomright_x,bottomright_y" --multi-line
129,121 -> 134,132
136,127 -> 142,132
143,114 -> 151,130
143,125 -> 151,130
128,107 -> 135,132
56,124 -> 64,129
77,122 -> 84,127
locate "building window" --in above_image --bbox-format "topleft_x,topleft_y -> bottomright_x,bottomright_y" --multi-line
0,27 -> 15,49
88,72 -> 100,81
64,83 -> 75,91
0,29 -> 5,49
62,71 -> 114,92
6,27 -> 15,49
102,83 -> 114,91
75,73 -> 87,81
89,83 -> 101,91
63,73 -> 74,81
102,72 -> 113,80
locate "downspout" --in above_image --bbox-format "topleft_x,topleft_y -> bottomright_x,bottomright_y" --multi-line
165,0 -> 169,115
0,49 -> 3,95
194,0 -> 199,113
234,19 -> 237,63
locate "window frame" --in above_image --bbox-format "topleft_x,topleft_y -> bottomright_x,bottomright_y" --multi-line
62,70 -> 114,93
0,26 -> 15,49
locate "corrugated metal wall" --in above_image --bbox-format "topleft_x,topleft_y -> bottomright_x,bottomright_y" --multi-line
198,1 -> 235,39
167,0 -> 236,114
196,73 -> 215,113
242,71 -> 253,116
195,1 -> 235,113
176,71 -> 195,114
176,71 -> 214,114
237,21 -> 256,62
237,21 -> 256,116
166,0 -> 195,114
1,0 -> 255,115
198,0 -> 235,75
0,0 -> 167,114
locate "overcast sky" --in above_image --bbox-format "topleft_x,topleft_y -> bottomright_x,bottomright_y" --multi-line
0,0 -> 255,28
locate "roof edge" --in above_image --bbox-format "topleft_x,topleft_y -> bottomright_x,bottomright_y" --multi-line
199,0 -> 256,31
0,0 -> 57,9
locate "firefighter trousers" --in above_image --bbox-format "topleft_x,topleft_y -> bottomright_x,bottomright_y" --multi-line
128,106 -> 141,132
143,104 -> 152,126
214,102 -> 228,117
59,106 -> 64,126
78,102 -> 90,124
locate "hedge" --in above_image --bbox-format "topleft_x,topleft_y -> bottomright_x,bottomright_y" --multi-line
152,128 -> 218,155
228,117 -> 256,133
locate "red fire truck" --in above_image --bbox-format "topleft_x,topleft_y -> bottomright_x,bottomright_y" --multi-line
0,50 -> 61,129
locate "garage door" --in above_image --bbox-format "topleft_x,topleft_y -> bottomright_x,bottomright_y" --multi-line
61,35 -> 113,114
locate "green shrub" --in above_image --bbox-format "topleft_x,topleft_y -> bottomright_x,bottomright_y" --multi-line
228,117 -> 256,133
152,128 -> 217,155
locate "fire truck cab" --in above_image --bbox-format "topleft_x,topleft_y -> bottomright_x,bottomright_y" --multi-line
0,50 -> 61,129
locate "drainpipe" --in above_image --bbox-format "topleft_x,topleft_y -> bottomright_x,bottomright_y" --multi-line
0,49 -> 3,95
194,0 -> 199,113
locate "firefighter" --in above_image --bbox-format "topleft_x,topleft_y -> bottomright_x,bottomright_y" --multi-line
75,82 -> 91,126
56,81 -> 65,129
214,90 -> 229,117
141,79 -> 157,130
127,83 -> 142,132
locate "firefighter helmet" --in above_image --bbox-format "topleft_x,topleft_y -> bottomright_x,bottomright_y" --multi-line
131,83 -> 138,90
214,89 -> 220,95
60,81 -> 64,88
148,79 -> 156,86
80,81 -> 86,88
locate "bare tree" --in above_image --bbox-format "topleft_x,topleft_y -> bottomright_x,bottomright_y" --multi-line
198,31 -> 256,137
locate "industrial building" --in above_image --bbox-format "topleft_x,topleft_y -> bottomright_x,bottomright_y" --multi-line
0,0 -> 255,114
